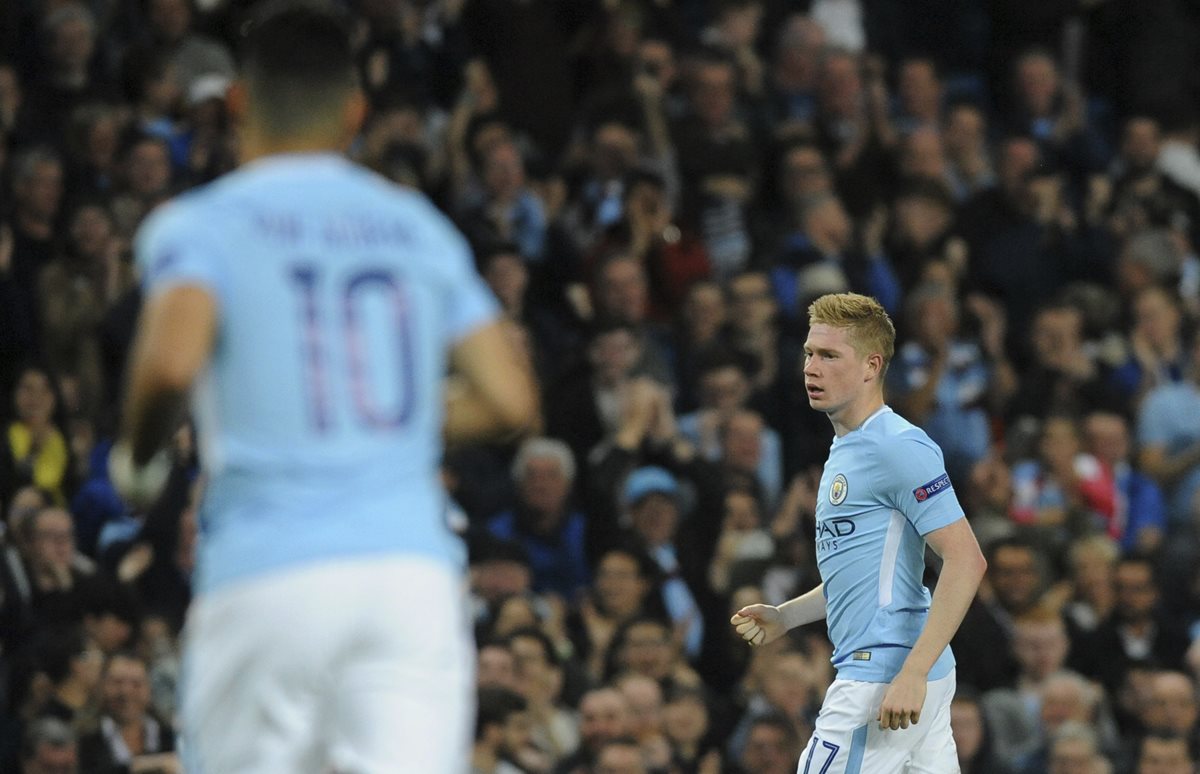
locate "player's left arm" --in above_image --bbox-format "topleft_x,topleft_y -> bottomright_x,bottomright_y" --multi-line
111,286 -> 217,498
878,516 -> 986,730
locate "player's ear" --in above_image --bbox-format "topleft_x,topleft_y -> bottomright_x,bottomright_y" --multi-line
342,89 -> 368,140
226,81 -> 248,125
865,352 -> 883,381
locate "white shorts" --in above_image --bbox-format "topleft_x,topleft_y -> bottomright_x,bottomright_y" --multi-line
179,556 -> 474,774
798,669 -> 958,774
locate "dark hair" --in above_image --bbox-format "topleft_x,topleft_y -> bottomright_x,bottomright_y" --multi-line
21,717 -> 76,760
507,626 -> 560,668
475,686 -> 526,740
239,0 -> 357,138
38,627 -> 89,684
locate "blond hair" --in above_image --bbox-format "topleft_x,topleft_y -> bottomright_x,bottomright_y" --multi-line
807,293 -> 896,371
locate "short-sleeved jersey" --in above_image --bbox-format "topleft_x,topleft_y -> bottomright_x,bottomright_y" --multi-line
814,406 -> 964,683
135,154 -> 499,594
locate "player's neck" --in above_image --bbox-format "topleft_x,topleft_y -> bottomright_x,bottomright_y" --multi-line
239,129 -> 346,165
829,393 -> 886,437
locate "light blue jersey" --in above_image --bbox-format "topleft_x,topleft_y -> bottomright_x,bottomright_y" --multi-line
815,406 -> 964,683
135,154 -> 499,595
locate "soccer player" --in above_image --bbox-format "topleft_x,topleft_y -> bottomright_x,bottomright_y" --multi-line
107,2 -> 538,772
730,293 -> 986,772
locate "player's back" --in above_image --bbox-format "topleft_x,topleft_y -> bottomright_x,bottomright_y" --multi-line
137,155 -> 495,592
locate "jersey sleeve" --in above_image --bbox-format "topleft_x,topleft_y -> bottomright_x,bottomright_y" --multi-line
872,434 -> 964,536
134,197 -> 230,308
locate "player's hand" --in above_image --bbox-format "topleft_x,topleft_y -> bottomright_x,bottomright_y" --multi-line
730,604 -> 787,647
878,669 -> 927,730
108,441 -> 173,509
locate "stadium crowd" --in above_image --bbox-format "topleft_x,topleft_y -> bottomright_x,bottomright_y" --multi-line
3,0 -> 1200,772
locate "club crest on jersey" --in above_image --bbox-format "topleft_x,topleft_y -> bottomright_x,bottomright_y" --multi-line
913,473 -> 952,502
829,473 -> 848,505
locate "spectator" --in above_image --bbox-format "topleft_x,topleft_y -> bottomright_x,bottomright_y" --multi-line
1046,720 -> 1109,774
954,536 -> 1048,692
1136,732 -> 1196,774
77,652 -> 177,773
553,686 -> 632,774
20,717 -> 78,774
508,626 -> 579,764
144,0 -> 235,93
734,711 -> 800,774
472,686 -> 532,774
1138,671 -> 1200,753
486,438 -> 590,601
477,639 -> 519,692
1083,411 -> 1167,554
33,626 -> 101,725
1072,556 -> 1192,695
1138,331 -> 1200,527
951,687 -> 1016,774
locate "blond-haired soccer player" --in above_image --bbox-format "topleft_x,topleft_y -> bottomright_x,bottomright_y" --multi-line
731,293 -> 986,773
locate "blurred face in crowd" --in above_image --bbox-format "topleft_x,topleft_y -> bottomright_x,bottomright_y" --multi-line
50,13 -> 95,76
700,365 -> 749,414
17,158 -> 64,222
944,104 -> 986,159
1115,561 -> 1158,623
618,674 -> 664,739
1123,117 -> 1162,173
23,739 -> 78,774
950,698 -> 985,764
15,368 -> 56,427
998,138 -> 1039,197
518,454 -> 570,520
1141,672 -> 1198,735
510,633 -> 559,701
483,251 -> 527,314
101,655 -> 151,725
630,492 -> 679,547
728,272 -> 776,335
579,688 -> 631,753
637,39 -> 677,90
1031,307 -> 1084,370
802,195 -> 852,255
722,410 -> 764,472
722,490 -> 761,532
625,178 -> 670,232
595,551 -> 649,618
1016,53 -> 1059,117
593,122 -> 639,180
910,291 -> 956,351
1084,412 -> 1130,467
472,558 -> 532,606
483,141 -> 525,202
691,60 -> 737,128
596,741 -> 646,774
1042,677 -> 1091,732
1048,735 -> 1098,774
126,139 -> 171,198
775,15 -> 825,83
742,722 -> 794,774
1133,286 -> 1182,350
30,509 -> 74,576
900,128 -> 947,180
1013,618 -> 1070,682
682,281 -> 726,343
85,111 -> 120,170
619,620 -> 673,680
819,52 -> 862,119
477,644 -> 517,690
781,145 -> 831,202
149,0 -> 192,43
895,191 -> 952,248
499,705 -> 533,761
68,204 -> 114,260
763,652 -> 815,716
1039,417 -> 1082,468
663,692 -> 708,748
598,257 -> 649,323
988,545 -> 1041,614
899,59 -> 941,121
589,327 -> 640,386
1138,737 -> 1195,774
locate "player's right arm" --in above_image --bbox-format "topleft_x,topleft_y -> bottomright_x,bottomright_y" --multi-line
730,583 -> 826,647
444,318 -> 540,443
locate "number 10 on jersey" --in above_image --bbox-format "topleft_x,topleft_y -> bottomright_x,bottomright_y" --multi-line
289,265 -> 416,432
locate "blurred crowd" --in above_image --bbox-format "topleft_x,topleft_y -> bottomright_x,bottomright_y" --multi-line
4,0 -> 1200,772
